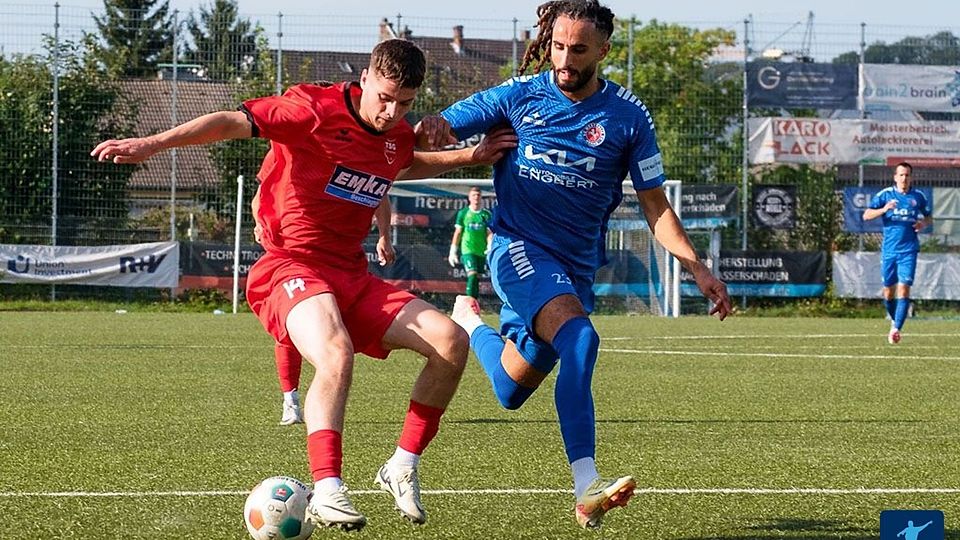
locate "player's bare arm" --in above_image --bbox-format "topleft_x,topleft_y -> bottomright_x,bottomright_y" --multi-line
637,186 -> 731,320
863,200 -> 897,220
91,110 -> 252,164
398,124 -> 517,180
374,198 -> 395,266
251,183 -> 265,244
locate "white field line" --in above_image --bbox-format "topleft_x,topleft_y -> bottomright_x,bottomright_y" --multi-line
600,348 -> 960,361
2,487 -> 960,498
603,333 -> 960,341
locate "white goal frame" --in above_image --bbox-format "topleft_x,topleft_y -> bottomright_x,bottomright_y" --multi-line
394,178 -> 683,317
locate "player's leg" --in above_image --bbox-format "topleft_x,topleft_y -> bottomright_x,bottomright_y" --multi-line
452,235 -> 562,409
285,294 -> 367,531
274,341 -> 304,425
892,252 -> 918,340
345,278 -> 468,525
463,254 -> 481,298
880,253 -> 900,343
533,294 -> 636,529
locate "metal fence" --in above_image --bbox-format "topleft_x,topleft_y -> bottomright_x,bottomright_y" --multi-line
1,2 -> 959,300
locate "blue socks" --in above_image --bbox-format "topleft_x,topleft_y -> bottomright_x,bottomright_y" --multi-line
552,317 -> 600,464
883,299 -> 896,321
471,315 -> 602,465
894,298 -> 910,330
470,325 -> 533,410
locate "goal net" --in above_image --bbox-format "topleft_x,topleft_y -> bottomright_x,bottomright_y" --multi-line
380,178 -> 682,316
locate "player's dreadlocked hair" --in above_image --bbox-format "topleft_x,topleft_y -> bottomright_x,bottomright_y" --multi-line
518,0 -> 615,75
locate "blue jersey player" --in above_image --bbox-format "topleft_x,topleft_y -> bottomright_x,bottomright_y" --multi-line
863,161 -> 932,344
422,0 -> 732,529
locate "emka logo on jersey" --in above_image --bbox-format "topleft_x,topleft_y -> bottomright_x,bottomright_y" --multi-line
582,122 -> 606,147
384,139 -> 397,164
326,164 -> 391,208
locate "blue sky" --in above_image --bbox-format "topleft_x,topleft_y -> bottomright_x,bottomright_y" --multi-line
2,0 -> 956,59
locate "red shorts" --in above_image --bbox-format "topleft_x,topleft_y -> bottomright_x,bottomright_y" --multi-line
245,251 -> 416,359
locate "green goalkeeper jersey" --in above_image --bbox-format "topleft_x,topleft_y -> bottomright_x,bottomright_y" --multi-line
455,207 -> 493,256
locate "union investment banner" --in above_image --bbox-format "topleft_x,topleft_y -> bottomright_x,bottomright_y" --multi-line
748,117 -> 960,166
861,64 -> 960,113
0,242 -> 179,287
747,62 -> 857,109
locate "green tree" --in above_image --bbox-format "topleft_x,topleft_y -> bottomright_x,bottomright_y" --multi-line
0,35 -> 135,244
93,0 -> 174,77
605,20 -> 742,185
834,31 -> 960,65
183,0 -> 259,82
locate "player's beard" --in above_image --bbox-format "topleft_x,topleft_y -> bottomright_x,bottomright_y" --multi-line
554,64 -> 596,93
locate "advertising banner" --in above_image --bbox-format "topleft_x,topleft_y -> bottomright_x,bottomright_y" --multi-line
681,250 -> 826,297
748,117 -> 960,165
679,185 -> 739,228
861,64 -> 960,112
752,185 -> 796,229
0,242 -> 179,287
747,62 -> 858,109
833,251 -> 960,300
389,184 -> 496,227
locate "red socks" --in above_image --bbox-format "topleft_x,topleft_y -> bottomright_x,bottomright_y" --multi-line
274,342 -> 302,393
398,400 -> 445,455
307,430 -> 342,482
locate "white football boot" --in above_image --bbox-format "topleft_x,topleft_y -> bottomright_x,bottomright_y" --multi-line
279,401 -> 303,426
304,485 -> 367,531
375,462 -> 426,524
574,475 -> 637,529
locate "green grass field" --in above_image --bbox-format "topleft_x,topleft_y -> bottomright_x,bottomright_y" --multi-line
1,312 -> 958,539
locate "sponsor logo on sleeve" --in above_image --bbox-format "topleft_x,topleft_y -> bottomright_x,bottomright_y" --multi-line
638,153 -> 664,181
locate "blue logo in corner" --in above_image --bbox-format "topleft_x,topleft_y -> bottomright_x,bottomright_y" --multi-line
880,510 -> 944,540
7,255 -> 31,274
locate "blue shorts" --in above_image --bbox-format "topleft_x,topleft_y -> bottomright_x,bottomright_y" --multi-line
487,234 -> 595,373
881,252 -> 917,287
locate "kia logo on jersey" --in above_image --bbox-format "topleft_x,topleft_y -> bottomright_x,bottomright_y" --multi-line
325,164 -> 391,208
582,122 -> 606,147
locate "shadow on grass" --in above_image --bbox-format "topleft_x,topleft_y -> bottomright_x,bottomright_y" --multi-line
449,418 -> 926,425
679,518 -> 959,540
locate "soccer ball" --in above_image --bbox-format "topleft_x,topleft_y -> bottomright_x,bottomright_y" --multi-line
244,476 -> 316,540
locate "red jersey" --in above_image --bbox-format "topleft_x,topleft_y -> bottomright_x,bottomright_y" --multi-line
242,82 -> 414,271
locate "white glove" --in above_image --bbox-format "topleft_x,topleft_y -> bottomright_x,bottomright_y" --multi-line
447,245 -> 459,267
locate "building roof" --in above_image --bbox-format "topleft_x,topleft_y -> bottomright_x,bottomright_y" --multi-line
119,80 -> 236,191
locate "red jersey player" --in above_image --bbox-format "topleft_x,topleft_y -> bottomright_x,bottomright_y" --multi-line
91,39 -> 516,531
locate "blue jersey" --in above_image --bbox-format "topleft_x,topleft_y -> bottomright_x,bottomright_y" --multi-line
441,72 -> 666,275
868,186 -> 931,254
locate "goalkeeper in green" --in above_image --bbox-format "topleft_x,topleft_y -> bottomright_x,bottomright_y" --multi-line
448,186 -> 493,298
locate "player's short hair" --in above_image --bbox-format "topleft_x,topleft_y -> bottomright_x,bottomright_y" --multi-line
469,186 -> 482,194
369,39 -> 426,89
895,161 -> 913,173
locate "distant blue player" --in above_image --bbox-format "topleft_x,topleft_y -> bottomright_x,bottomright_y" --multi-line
863,161 -> 932,344
419,0 -> 731,529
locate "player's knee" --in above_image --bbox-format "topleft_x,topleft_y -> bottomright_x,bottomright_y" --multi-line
494,383 -> 534,410
433,322 -> 469,374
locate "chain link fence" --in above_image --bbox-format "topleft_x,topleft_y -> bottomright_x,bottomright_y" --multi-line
1,2 -> 958,302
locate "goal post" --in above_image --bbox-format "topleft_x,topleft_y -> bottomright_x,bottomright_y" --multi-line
391,178 -> 683,317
